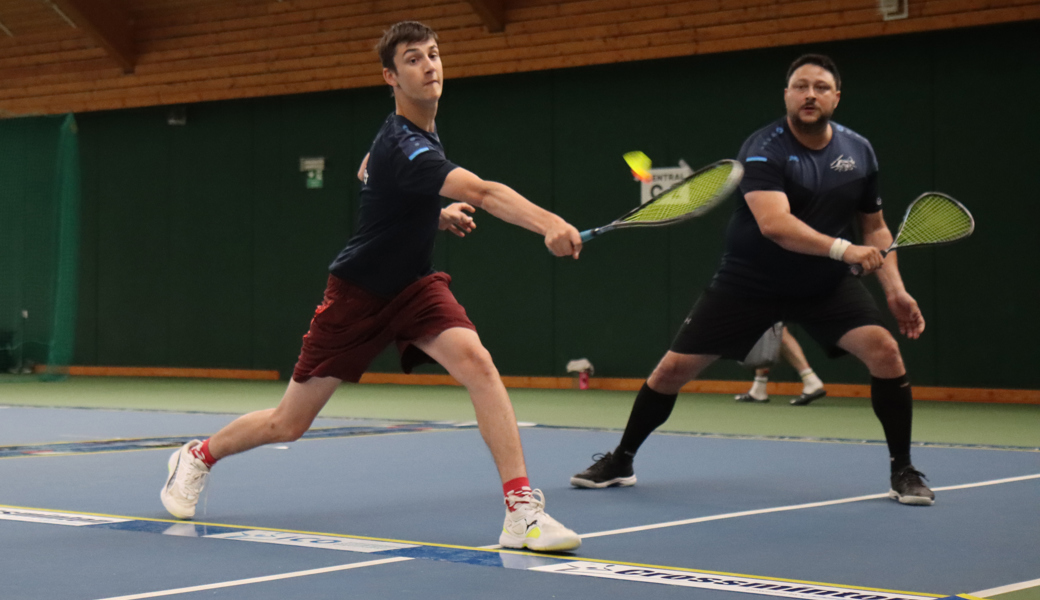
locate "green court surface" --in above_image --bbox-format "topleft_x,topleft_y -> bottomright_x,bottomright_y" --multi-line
1,376 -> 1037,449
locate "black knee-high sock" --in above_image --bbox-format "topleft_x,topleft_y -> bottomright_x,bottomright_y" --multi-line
617,383 -> 678,457
871,375 -> 913,472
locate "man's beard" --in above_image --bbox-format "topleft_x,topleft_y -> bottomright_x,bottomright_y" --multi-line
789,106 -> 831,136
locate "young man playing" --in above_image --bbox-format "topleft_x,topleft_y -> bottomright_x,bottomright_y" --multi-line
735,325 -> 827,405
572,54 -> 934,506
162,21 -> 584,552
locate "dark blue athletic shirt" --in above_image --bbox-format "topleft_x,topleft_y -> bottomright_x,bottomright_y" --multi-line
329,113 -> 458,298
712,117 -> 881,298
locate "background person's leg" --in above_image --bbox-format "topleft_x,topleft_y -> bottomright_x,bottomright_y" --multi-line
736,367 -> 771,403
780,327 -> 826,405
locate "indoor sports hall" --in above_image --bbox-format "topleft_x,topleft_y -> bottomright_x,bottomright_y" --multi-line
1,2 -> 1037,600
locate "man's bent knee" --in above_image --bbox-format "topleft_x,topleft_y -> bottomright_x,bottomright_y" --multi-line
452,344 -> 500,385
648,355 -> 702,394
863,336 -> 905,377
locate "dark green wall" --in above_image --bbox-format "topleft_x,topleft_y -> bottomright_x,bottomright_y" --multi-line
0,115 -> 76,368
63,21 -> 1039,388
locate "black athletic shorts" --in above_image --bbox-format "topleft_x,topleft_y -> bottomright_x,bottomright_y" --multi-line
670,276 -> 885,360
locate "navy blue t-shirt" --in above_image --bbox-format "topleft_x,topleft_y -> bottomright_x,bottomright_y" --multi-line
329,114 -> 458,298
711,117 -> 881,298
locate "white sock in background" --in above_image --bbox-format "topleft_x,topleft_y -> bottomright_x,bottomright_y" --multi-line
800,368 -> 824,394
748,375 -> 769,400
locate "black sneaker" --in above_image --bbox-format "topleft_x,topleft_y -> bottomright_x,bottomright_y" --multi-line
570,452 -> 636,489
735,393 -> 769,403
889,466 -> 935,506
789,389 -> 827,406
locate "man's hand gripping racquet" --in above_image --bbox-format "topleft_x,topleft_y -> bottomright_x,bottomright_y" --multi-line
851,192 -> 974,276
579,158 -> 744,244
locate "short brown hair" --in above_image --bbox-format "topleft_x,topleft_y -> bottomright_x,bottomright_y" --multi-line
786,54 -> 841,91
376,21 -> 438,71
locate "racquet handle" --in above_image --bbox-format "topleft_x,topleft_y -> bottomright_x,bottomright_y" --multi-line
547,227 -> 600,254
849,249 -> 890,277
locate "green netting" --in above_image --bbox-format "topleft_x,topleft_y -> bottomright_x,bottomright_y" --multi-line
0,114 -> 81,382
895,193 -> 974,248
622,161 -> 738,224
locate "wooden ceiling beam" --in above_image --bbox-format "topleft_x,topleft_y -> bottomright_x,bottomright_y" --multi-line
464,0 -> 506,33
49,0 -> 135,73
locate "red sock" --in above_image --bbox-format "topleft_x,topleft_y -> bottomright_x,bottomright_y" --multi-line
503,477 -> 531,510
190,438 -> 217,468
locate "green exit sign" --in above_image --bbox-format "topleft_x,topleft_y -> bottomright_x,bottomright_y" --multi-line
300,157 -> 325,190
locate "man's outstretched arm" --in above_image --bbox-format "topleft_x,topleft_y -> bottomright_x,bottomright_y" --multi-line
439,167 -> 582,258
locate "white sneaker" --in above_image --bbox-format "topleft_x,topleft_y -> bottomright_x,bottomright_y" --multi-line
160,440 -> 210,519
499,489 -> 580,552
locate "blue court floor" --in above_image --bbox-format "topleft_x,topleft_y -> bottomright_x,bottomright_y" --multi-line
1,406 -> 1037,600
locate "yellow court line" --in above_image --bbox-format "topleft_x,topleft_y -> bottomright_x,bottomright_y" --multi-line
0,502 -> 944,598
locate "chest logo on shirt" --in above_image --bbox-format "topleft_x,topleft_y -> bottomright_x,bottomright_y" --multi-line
829,154 -> 856,172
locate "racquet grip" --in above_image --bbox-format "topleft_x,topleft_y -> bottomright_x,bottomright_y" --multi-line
547,227 -> 598,254
849,249 -> 890,277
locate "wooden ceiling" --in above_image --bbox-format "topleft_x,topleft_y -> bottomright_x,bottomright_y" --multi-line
0,0 -> 1037,117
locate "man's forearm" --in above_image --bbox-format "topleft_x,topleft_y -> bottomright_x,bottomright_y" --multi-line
761,213 -> 838,256
477,181 -> 562,235
863,227 -> 905,295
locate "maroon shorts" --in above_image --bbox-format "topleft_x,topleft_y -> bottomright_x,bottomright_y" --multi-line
292,272 -> 476,383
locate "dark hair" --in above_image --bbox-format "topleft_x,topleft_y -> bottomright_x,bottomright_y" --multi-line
376,21 -> 438,71
786,54 -> 841,91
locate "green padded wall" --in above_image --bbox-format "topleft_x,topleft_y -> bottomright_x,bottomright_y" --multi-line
0,115 -> 80,377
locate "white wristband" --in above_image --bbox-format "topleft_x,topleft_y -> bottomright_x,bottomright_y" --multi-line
829,238 -> 852,261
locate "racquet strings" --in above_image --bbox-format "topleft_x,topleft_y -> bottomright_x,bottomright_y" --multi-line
621,161 -> 738,224
895,193 -> 974,247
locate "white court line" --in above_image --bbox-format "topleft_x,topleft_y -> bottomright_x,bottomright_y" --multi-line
93,556 -> 412,600
581,473 -> 1040,539
932,473 -> 1040,491
580,492 -> 887,539
973,576 -> 1040,597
